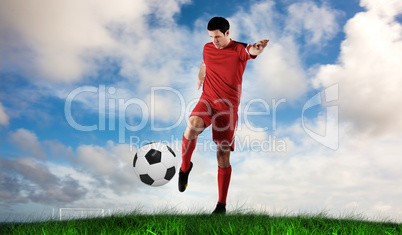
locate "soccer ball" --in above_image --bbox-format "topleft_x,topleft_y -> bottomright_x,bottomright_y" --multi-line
133,142 -> 176,187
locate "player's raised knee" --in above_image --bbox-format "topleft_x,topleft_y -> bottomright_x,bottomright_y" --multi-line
185,116 -> 205,140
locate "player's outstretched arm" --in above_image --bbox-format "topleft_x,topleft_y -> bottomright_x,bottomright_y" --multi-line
197,61 -> 206,90
249,39 -> 269,57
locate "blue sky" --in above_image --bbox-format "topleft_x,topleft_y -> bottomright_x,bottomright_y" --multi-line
1,0 -> 402,222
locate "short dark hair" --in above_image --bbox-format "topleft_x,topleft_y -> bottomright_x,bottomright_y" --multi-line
207,17 -> 230,35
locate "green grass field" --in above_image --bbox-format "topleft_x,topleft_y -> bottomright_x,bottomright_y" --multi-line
1,210 -> 401,235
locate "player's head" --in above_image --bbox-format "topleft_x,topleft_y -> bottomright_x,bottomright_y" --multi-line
207,17 -> 231,49
208,17 -> 230,35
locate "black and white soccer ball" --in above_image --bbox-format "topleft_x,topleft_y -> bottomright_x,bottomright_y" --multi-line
133,142 -> 176,187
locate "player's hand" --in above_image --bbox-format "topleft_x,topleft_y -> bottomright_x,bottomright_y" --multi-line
197,61 -> 206,90
250,39 -> 269,56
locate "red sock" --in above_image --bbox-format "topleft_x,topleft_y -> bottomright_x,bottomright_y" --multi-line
217,166 -> 232,206
181,135 -> 197,172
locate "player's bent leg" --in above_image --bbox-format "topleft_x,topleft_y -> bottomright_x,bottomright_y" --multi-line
179,116 -> 206,192
184,116 -> 205,140
181,116 -> 205,172
214,144 -> 232,214
216,144 -> 231,168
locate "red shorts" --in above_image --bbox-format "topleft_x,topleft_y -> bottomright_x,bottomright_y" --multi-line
190,98 -> 238,151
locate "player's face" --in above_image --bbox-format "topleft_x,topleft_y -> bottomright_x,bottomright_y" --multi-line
208,30 -> 230,49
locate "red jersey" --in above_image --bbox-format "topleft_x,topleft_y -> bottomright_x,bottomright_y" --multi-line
202,39 -> 256,111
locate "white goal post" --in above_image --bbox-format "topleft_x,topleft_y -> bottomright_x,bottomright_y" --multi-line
59,208 -> 105,221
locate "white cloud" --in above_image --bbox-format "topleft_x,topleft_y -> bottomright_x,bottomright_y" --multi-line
0,157 -> 87,205
0,0 -> 118,82
285,1 -> 342,46
313,0 -> 402,136
252,38 -> 308,102
76,141 -> 128,175
44,140 -> 75,160
144,88 -> 189,126
9,128 -> 46,160
0,0 -> 191,83
75,141 -> 139,194
0,102 -> 9,125
360,0 -> 402,21
229,120 -> 402,222
236,125 -> 268,143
